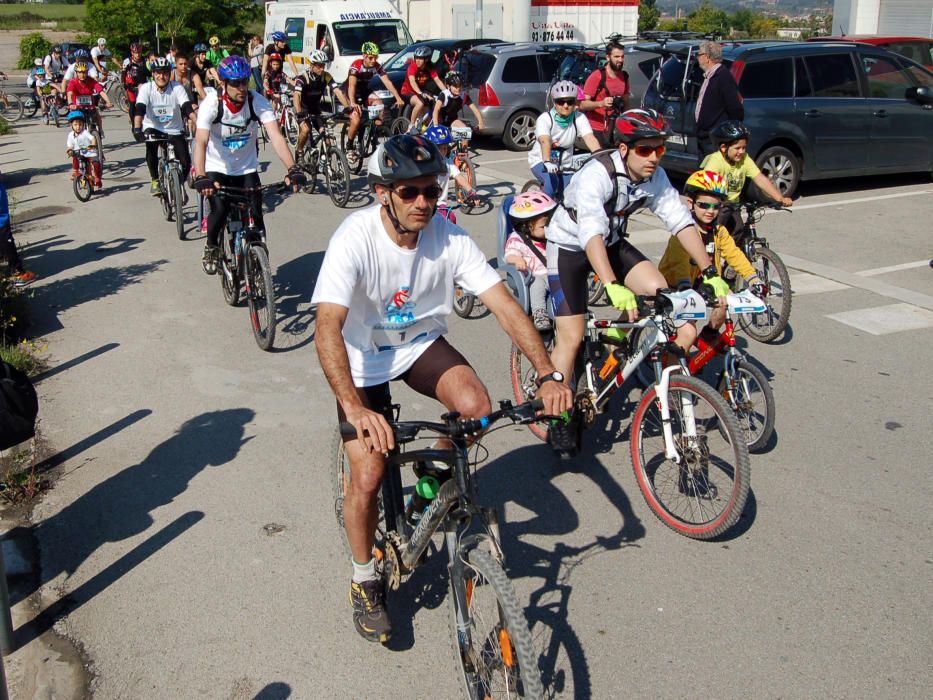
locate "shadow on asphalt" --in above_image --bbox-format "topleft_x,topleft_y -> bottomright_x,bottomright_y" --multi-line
253,682 -> 292,699
21,235 -> 144,279
32,342 -> 121,384
13,408 -> 256,645
272,250 -> 324,352
33,409 -> 152,476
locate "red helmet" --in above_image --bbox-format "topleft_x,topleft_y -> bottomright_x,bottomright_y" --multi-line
268,52 -> 282,62
613,108 -> 670,144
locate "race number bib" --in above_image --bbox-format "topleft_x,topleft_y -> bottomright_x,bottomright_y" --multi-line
370,286 -> 436,352
76,95 -> 93,106
220,108 -> 250,152
727,292 -> 767,315
152,103 -> 174,124
662,289 -> 708,322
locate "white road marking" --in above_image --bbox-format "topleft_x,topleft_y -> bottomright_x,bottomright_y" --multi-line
474,156 -> 531,165
775,189 -> 933,212
789,271 -> 850,296
855,260 -> 931,277
826,303 -> 933,335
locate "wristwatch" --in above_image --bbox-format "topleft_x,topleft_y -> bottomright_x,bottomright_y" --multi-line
701,265 -> 718,279
535,370 -> 565,388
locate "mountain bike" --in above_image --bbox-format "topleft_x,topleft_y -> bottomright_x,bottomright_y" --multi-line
295,114 -> 350,207
72,149 -> 98,202
725,201 -> 793,343
0,77 -> 24,121
272,84 -> 299,147
144,132 -> 187,240
450,125 -> 480,214
338,90 -> 394,174
510,289 -> 751,540
100,71 -> 128,113
634,291 -> 776,453
214,185 -> 278,351
72,99 -> 105,166
40,92 -> 62,127
389,94 -> 437,135
334,400 -> 547,699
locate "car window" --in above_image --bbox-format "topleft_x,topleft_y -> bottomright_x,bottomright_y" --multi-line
454,53 -> 496,87
502,55 -> 540,83
803,53 -> 860,97
880,41 -> 931,66
795,57 -> 812,96
860,54 -> 915,99
739,59 -> 793,98
539,53 -> 561,83
657,56 -> 687,98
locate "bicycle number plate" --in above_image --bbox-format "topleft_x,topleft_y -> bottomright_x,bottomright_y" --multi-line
372,89 -> 393,100
667,133 -> 687,146
451,126 -> 472,141
368,104 -> 384,119
663,289 -> 708,321
727,292 -> 767,315
570,153 -> 591,170
76,95 -> 94,106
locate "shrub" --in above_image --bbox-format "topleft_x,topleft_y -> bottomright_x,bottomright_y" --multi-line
0,117 -> 10,137
17,32 -> 52,70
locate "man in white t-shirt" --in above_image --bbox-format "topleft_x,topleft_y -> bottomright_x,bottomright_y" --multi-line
192,55 -> 304,272
312,134 -> 571,644
132,57 -> 194,196
90,38 -> 111,74
529,80 -> 601,200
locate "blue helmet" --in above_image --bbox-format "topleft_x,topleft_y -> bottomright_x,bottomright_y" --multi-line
424,125 -> 453,146
74,48 -> 90,59
193,43 -> 208,53
271,31 -> 287,42
216,55 -> 250,81
66,110 -> 86,123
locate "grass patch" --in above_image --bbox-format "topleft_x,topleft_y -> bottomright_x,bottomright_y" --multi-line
0,438 -> 48,504
0,339 -> 45,376
0,3 -> 85,31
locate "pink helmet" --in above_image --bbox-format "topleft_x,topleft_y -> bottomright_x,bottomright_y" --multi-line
508,191 -> 557,221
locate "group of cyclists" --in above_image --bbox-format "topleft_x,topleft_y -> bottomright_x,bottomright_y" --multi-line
21,34 -> 795,646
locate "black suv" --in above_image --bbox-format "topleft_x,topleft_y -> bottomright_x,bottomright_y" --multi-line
642,41 -> 933,195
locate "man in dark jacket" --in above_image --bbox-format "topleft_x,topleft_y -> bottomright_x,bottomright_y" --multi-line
694,41 -> 743,162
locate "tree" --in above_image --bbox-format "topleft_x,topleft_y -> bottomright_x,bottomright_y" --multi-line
687,1 -> 728,36
730,9 -> 755,34
750,17 -> 778,39
639,0 -> 661,33
85,0 -> 262,53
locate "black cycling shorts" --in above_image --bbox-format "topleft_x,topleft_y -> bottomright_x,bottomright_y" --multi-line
547,240 -> 649,317
336,336 -> 471,425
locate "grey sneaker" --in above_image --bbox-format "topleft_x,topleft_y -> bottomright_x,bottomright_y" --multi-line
201,245 -> 218,275
349,578 -> 391,643
150,179 -> 162,197
532,308 -> 552,331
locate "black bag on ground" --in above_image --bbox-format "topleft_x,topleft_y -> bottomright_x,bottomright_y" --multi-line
0,359 -> 38,450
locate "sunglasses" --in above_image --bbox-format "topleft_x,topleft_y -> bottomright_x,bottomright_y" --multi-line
391,184 -> 443,201
554,98 -> 577,106
632,144 -> 666,158
227,79 -> 248,88
694,201 -> 722,210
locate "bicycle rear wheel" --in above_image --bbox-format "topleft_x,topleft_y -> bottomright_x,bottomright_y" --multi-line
718,359 -> 775,454
284,110 -> 298,147
737,246 -> 792,343
170,170 -> 185,240
509,341 -> 551,442
0,93 -> 23,121
22,94 -> 39,118
324,147 -> 351,208
453,286 -> 475,318
631,373 -> 750,539
220,235 -> 240,306
246,244 -> 276,351
52,103 -> 60,128
586,271 -> 604,305
73,171 -> 92,202
390,116 -> 410,135
455,156 -> 477,214
449,547 -> 543,700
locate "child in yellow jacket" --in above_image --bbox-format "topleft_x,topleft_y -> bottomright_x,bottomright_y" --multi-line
659,170 -> 766,343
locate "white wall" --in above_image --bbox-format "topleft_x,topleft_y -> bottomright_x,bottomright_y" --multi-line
833,0 -> 933,37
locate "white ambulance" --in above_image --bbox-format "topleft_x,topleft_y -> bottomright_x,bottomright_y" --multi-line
264,0 -> 414,82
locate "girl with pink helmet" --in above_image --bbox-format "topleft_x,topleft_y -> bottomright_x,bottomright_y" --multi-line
505,192 -> 558,330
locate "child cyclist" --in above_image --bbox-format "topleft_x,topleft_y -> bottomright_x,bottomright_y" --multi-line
423,125 -> 478,216
65,110 -> 102,187
659,170 -> 766,344
505,192 -> 557,331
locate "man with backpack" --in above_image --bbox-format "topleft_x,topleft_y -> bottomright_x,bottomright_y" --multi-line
580,39 -> 632,148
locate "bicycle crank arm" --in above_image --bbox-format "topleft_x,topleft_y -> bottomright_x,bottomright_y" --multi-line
401,478 -> 459,570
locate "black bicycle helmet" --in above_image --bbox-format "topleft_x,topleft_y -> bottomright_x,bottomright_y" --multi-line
444,71 -> 463,87
711,120 -> 751,146
368,135 -> 448,187
613,108 -> 670,144
413,46 -> 432,59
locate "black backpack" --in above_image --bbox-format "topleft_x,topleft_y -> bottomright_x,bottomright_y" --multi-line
564,150 -> 648,239
0,360 -> 38,450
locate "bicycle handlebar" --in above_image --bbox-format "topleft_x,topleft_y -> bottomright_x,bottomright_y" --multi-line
339,399 -> 545,444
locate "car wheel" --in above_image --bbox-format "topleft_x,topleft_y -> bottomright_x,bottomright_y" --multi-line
502,109 -> 537,151
756,146 -> 800,198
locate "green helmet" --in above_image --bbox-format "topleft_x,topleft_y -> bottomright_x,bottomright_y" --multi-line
361,41 -> 379,56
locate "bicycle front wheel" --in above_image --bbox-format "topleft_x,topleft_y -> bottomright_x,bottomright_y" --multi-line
220,235 -> 240,306
0,93 -> 23,121
455,156 -> 477,213
737,246 -> 792,343
73,171 -> 92,202
22,94 -> 39,118
324,147 -> 350,208
509,342 -> 550,442
246,245 -> 276,351
284,111 -> 298,147
449,547 -> 543,700
170,170 -> 185,239
718,359 -> 775,454
631,373 -> 750,539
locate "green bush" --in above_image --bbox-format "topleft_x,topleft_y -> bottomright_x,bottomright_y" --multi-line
0,117 -> 10,137
17,32 -> 52,70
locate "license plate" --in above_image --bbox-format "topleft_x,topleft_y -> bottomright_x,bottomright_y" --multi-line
667,133 -> 687,146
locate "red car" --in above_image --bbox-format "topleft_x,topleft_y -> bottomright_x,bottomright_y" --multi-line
812,36 -> 933,70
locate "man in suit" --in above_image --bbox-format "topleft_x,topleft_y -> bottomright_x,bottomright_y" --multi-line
694,41 -> 743,163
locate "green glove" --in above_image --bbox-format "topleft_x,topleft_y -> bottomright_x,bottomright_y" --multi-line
702,273 -> 730,298
605,282 -> 637,313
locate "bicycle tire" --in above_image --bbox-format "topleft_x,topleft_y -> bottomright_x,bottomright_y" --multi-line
73,171 -> 92,202
631,373 -> 750,539
718,359 -> 775,454
170,169 -> 185,240
284,110 -> 299,147
324,147 -> 351,208
449,547 -> 543,700
117,86 -> 130,113
333,428 -> 385,558
390,116 -> 410,135
1,93 -> 23,121
737,246 -> 792,343
508,342 -> 550,442
220,234 -> 240,306
586,271 -> 605,306
246,245 -> 276,351
345,125 -> 364,175
453,286 -> 475,318
456,156 -> 477,214
52,103 -> 60,128
159,169 -> 173,221
22,94 -> 39,118
520,179 -> 542,194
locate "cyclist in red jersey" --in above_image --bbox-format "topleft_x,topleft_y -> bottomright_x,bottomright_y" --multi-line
67,62 -> 112,138
400,46 -> 445,132
343,41 -> 404,163
122,43 -> 150,129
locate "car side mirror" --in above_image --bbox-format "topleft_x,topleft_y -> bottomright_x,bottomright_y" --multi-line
908,85 -> 933,105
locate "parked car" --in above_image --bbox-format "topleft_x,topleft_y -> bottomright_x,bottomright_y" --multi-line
641,41 -> 933,196
366,38 -> 508,96
61,42 -> 90,66
555,43 -> 665,111
812,36 -> 933,71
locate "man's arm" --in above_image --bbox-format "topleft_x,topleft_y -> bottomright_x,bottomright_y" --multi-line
316,302 -> 395,452
468,102 -> 484,130
192,72 -> 206,100
193,127 -> 209,175
582,133 -> 601,152
478,283 -> 572,415
261,54 -> 269,78
381,73 -> 404,107
262,117 -> 297,171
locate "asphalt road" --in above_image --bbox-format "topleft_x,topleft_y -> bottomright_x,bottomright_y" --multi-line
3,109 -> 932,699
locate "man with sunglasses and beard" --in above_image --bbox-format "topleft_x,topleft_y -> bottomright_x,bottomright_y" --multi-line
544,108 -> 730,452
581,39 -> 631,148
311,134 -> 572,644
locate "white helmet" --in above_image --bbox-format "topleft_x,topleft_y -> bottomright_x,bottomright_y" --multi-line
309,49 -> 328,64
550,80 -> 578,100
97,37 -> 107,46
